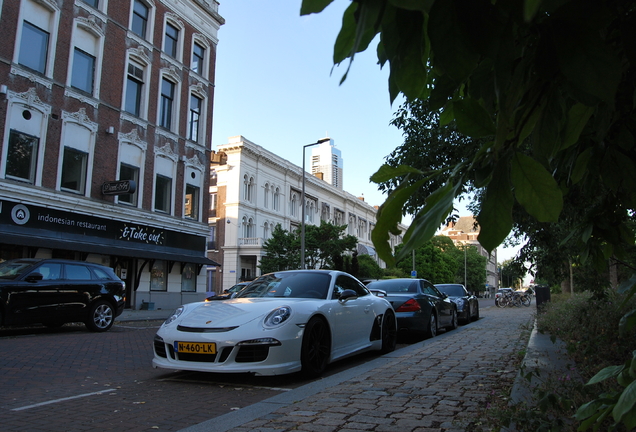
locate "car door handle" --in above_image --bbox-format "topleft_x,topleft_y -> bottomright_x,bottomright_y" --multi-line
364,306 -> 370,313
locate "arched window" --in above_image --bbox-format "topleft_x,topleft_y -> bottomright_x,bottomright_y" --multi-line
273,187 -> 280,211
290,192 -> 297,217
241,216 -> 248,237
246,217 -> 254,238
263,222 -> 269,240
243,174 -> 254,202
263,183 -> 269,208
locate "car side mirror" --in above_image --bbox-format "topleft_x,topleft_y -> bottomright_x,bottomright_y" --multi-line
25,272 -> 44,282
338,289 -> 358,302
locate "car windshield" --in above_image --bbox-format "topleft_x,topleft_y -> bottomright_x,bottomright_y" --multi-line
0,261 -> 33,280
436,284 -> 465,297
235,272 -> 331,299
367,279 -> 419,293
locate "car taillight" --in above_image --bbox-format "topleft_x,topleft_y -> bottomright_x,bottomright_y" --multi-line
395,298 -> 421,312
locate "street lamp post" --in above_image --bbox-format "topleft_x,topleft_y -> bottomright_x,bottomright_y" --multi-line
300,138 -> 330,269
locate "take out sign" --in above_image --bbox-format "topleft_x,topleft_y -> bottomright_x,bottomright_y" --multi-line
102,180 -> 136,195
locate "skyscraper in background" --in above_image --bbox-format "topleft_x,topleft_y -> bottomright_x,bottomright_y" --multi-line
310,138 -> 343,190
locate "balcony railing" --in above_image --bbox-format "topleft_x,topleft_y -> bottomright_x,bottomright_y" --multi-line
239,237 -> 262,246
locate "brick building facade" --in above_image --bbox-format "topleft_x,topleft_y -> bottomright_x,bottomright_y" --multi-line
0,0 -> 224,310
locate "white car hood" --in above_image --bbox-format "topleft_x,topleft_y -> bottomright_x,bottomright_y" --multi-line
178,298 -> 303,328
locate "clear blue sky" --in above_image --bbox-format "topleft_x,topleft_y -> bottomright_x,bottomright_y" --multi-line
211,1 -> 521,263
211,1 -> 404,208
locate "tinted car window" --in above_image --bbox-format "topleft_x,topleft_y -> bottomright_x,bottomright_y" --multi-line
422,281 -> 441,297
237,272 -> 330,299
436,284 -> 467,297
367,279 -> 418,293
92,267 -> 112,280
35,263 -> 62,280
332,275 -> 369,299
0,261 -> 33,279
65,264 -> 92,280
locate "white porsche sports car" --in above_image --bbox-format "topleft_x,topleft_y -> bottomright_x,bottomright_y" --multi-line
152,270 -> 397,377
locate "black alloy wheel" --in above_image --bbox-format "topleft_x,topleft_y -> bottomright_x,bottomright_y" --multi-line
300,317 -> 331,378
447,309 -> 458,330
426,313 -> 437,339
85,300 -> 115,332
380,309 -> 397,353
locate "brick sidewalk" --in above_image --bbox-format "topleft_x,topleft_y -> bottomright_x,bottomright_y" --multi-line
182,305 -> 535,432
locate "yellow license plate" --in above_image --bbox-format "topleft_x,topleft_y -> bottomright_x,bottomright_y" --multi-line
175,341 -> 216,355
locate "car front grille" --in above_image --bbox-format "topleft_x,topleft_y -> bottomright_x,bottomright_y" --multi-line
154,338 -> 167,358
235,345 -> 269,363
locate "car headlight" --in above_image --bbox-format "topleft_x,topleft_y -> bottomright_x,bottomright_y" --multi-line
456,298 -> 466,308
264,306 -> 291,328
163,306 -> 184,326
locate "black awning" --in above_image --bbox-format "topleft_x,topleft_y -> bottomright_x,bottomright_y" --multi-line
0,232 -> 221,266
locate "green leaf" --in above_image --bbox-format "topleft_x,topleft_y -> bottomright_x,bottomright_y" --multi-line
613,380 -> 636,424
619,310 -> 636,336
333,3 -> 358,64
439,105 -> 454,126
561,103 -> 594,151
477,159 -> 514,252
372,179 -> 427,266
395,182 -> 458,263
511,152 -> 563,222
572,147 -> 593,184
575,399 -> 603,420
454,98 -> 496,138
552,20 -> 622,104
388,0 -> 431,11
428,0 -> 479,83
300,0 -> 334,15
370,164 -> 424,184
524,0 -> 542,21
587,365 -> 624,386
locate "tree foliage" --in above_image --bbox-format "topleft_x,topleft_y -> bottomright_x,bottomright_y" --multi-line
259,222 -> 358,273
301,0 -> 636,271
393,235 -> 487,292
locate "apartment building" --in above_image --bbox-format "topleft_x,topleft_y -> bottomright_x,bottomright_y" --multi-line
0,0 -> 224,310
207,136 -> 404,293
439,216 -> 499,293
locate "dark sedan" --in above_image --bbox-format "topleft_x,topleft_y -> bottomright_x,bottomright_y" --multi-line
435,283 -> 480,324
0,258 -> 125,332
366,278 -> 457,339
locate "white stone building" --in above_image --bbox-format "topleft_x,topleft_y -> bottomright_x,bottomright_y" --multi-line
207,136 -> 404,293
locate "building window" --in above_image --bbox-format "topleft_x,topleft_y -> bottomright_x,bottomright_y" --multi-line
60,147 -> 88,194
19,21 -> 49,74
188,94 -> 201,141
192,42 -> 205,75
273,187 -> 280,211
131,0 -> 148,38
155,174 -> 172,213
71,48 -> 95,94
263,222 -> 269,240
82,0 -> 99,8
6,130 -> 39,184
209,192 -> 217,217
290,193 -> 297,217
181,263 -> 197,292
159,78 -> 175,130
243,217 -> 254,238
164,22 -> 179,57
125,62 -> 144,116
263,183 -> 269,208
243,175 -> 254,202
208,225 -> 216,250
118,163 -> 139,206
150,260 -> 167,291
185,184 -> 200,220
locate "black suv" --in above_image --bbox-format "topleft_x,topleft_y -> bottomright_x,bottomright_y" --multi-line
0,258 -> 125,332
